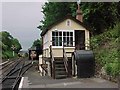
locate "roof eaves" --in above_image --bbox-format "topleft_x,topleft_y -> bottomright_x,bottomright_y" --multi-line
41,15 -> 89,36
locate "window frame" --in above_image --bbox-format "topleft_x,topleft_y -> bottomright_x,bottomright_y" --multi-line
51,30 -> 75,47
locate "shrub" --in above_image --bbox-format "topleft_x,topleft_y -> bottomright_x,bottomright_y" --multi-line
90,23 -> 120,78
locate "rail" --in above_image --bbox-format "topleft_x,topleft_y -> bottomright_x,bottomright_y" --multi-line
63,45 -> 69,77
12,61 -> 32,89
49,45 -> 55,78
1,59 -> 32,90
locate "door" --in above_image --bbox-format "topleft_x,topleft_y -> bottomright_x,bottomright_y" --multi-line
75,30 -> 85,50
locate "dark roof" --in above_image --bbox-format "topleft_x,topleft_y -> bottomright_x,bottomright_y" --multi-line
41,15 -> 89,36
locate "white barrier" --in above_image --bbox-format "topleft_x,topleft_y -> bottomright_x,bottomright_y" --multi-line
39,55 -> 43,76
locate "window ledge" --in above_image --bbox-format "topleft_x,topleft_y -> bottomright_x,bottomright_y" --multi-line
52,46 -> 75,49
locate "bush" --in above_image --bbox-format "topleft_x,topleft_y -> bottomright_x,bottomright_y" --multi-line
90,23 -> 120,78
104,62 -> 120,77
2,50 -> 18,59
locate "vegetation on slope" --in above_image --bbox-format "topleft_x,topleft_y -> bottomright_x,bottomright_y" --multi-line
91,23 -> 120,78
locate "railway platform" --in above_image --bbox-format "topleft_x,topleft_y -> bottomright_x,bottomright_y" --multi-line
21,61 -> 118,89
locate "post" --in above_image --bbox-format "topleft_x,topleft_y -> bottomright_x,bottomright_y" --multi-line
39,55 -> 43,76
11,45 -> 16,57
13,50 -> 14,57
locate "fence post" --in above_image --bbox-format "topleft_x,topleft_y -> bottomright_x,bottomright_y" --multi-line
39,55 -> 43,76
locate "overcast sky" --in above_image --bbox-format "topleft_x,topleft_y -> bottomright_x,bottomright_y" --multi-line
2,2 -> 45,51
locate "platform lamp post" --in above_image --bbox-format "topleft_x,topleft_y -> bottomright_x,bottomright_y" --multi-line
11,45 -> 16,57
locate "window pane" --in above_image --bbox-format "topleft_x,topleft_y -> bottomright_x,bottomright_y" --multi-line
52,32 -> 55,36
52,31 -> 73,46
63,32 -> 66,36
52,37 -> 55,46
70,32 -> 73,36
67,37 -> 69,45
59,32 -> 62,36
56,37 -> 58,46
56,32 -> 58,36
67,32 -> 69,36
59,37 -> 62,46
63,37 -> 67,46
70,37 -> 73,46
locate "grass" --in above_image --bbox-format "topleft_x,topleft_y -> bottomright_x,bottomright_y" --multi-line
90,23 -> 120,78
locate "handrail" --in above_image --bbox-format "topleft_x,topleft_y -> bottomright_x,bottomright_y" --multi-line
63,45 -> 69,76
49,45 -> 55,78
50,45 -> 55,63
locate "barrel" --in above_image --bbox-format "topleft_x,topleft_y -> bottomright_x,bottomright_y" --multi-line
73,50 -> 95,78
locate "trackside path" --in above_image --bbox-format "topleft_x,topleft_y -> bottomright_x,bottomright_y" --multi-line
22,62 -> 118,89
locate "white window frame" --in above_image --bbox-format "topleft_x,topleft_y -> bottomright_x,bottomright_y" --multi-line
51,30 -> 75,48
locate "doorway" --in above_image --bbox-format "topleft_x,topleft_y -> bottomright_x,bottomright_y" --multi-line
75,30 -> 85,50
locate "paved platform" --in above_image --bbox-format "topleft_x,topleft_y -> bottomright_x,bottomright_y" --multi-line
21,64 -> 119,89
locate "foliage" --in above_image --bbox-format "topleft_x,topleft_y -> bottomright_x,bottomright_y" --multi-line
12,38 -> 22,53
91,23 -> 120,77
104,62 -> 120,77
1,31 -> 22,59
38,2 -> 119,34
38,2 -> 76,30
32,39 -> 42,48
31,39 -> 43,55
81,2 -> 119,34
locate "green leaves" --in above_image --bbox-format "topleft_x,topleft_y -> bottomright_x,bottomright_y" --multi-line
91,23 -> 120,77
1,31 -> 22,59
12,38 -> 22,53
104,62 -> 120,77
38,2 -> 76,30
38,2 -> 119,35
32,39 -> 42,47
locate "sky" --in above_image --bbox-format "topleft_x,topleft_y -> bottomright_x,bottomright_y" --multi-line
1,0 -> 119,52
2,2 -> 45,51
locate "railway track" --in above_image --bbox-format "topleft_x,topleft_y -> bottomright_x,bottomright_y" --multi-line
0,60 -> 17,76
1,59 -> 33,90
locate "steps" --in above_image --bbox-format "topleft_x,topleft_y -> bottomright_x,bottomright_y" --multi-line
54,60 -> 67,79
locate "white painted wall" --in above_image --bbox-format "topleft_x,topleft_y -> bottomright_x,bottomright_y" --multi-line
42,18 -> 90,57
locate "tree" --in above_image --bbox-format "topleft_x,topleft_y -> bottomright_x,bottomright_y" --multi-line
31,39 -> 43,54
38,2 -> 119,35
12,38 -> 22,53
38,2 -> 76,30
1,31 -> 22,59
81,2 -> 118,34
32,39 -> 42,48
1,31 -> 13,50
